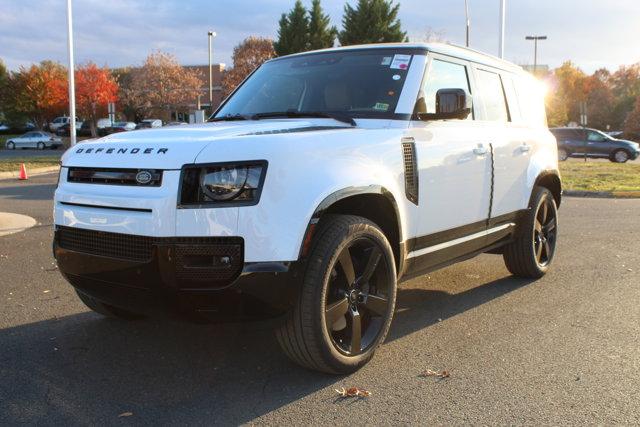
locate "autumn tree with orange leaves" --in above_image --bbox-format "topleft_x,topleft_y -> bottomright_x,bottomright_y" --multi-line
75,62 -> 118,136
120,52 -> 203,120
2,61 -> 68,128
222,37 -> 276,98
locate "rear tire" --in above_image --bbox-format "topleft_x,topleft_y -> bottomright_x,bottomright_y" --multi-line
276,215 -> 397,374
503,187 -> 558,278
75,290 -> 145,320
37,142 -> 45,150
557,148 -> 568,161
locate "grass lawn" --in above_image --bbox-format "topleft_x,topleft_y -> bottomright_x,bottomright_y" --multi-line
0,157 -> 60,172
560,160 -> 640,194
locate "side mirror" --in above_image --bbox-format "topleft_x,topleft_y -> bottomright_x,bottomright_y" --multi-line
418,88 -> 472,121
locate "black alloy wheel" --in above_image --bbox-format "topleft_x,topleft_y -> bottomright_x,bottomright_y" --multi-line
324,237 -> 392,356
533,195 -> 557,267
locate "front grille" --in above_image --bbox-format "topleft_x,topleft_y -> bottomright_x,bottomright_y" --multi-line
67,167 -> 162,186
57,226 -> 154,261
402,138 -> 419,204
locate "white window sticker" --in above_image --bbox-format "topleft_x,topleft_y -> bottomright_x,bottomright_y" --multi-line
381,56 -> 392,66
390,54 -> 411,70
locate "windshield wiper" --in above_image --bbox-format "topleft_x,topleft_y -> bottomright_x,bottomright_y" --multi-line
209,114 -> 251,122
251,111 -> 356,126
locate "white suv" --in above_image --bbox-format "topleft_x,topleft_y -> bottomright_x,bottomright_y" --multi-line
53,43 -> 560,374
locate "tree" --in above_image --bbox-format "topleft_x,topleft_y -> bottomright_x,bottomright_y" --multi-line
3,61 -> 68,128
308,0 -> 337,50
222,37 -> 276,97
75,62 -> 119,136
623,96 -> 640,138
338,0 -> 407,46
583,69 -> 614,130
274,0 -> 310,56
121,52 -> 203,120
610,64 -> 640,129
0,59 -> 7,122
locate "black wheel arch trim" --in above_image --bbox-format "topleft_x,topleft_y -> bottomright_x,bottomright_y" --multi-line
533,170 -> 562,207
302,185 -> 405,273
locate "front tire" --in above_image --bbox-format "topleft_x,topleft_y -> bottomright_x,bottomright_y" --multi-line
75,290 -> 145,320
611,149 -> 630,163
7,142 -> 15,150
276,215 -> 397,374
503,187 -> 558,278
37,142 -> 45,150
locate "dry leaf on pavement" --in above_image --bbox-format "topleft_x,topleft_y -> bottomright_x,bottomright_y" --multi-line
335,387 -> 371,398
419,369 -> 450,379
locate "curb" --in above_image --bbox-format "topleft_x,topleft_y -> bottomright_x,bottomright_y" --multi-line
0,166 -> 60,180
564,190 -> 640,199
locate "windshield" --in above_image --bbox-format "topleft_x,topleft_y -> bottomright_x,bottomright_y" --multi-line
214,49 -> 421,121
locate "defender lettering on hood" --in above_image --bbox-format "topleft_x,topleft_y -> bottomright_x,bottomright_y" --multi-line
74,147 -> 168,154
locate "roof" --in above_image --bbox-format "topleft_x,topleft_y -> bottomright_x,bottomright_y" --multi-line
272,42 -> 524,74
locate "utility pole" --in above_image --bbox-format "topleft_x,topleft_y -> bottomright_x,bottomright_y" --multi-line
208,31 -> 216,114
464,0 -> 470,47
498,0 -> 505,58
66,0 -> 76,146
525,35 -> 547,75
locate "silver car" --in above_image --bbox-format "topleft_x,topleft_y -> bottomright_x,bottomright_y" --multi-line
5,131 -> 63,150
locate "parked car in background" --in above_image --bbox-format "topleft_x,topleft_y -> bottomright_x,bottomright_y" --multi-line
96,118 -> 113,129
550,127 -> 640,163
56,121 -> 94,137
0,123 -> 9,131
135,119 -> 163,129
165,121 -> 188,126
49,116 -> 82,132
99,122 -> 136,136
5,131 -> 62,149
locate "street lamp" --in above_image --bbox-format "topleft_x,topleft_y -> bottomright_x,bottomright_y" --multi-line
525,35 -> 547,75
498,0 -> 505,58
66,0 -> 76,146
208,31 -> 217,113
464,0 -> 470,47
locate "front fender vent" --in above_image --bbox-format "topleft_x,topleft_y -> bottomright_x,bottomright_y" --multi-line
402,138 -> 419,204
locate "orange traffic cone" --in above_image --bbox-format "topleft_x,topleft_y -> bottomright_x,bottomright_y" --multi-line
18,163 -> 28,180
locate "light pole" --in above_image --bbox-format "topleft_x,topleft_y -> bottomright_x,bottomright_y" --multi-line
464,0 -> 470,47
66,0 -> 76,146
525,35 -> 547,75
208,31 -> 216,113
498,0 -> 505,58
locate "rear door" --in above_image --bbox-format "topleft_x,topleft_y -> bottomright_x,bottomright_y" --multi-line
407,54 -> 492,265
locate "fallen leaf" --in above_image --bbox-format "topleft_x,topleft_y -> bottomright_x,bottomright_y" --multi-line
43,290 -> 51,293
118,412 -> 133,417
419,369 -> 450,379
335,387 -> 371,398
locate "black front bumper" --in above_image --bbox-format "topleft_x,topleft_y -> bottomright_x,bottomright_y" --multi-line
53,226 -> 302,322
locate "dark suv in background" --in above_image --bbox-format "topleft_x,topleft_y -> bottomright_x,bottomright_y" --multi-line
550,127 -> 640,163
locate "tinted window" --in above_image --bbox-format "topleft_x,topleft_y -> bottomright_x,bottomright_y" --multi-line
422,59 -> 472,118
476,69 -> 508,122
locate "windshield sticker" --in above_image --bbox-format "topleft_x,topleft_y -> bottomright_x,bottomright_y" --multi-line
390,54 -> 411,70
392,74 -> 401,81
374,102 -> 390,111
381,56 -> 392,66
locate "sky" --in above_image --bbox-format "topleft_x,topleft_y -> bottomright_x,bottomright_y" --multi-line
1,0 -> 639,74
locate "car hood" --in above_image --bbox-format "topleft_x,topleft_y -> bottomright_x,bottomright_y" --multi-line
61,120 -> 354,169
617,139 -> 640,150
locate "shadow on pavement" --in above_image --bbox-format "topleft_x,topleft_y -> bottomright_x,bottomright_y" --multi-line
0,184 -> 57,201
0,275 -> 534,424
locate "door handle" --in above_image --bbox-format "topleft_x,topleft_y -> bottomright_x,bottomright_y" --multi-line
520,143 -> 531,152
473,144 -> 488,156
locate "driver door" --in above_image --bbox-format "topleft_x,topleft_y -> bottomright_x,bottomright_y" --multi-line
585,129 -> 611,156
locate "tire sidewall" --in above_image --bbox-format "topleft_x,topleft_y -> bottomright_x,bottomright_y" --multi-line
558,149 -> 568,161
7,142 -> 15,150
612,149 -> 629,163
529,188 -> 558,274
37,142 -> 45,150
308,218 -> 397,371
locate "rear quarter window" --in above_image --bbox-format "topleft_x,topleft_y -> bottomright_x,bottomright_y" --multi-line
513,75 -> 547,127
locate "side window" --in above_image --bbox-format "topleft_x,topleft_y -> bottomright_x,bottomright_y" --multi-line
513,75 -> 547,127
476,69 -> 508,122
422,59 -> 472,119
587,131 -> 606,142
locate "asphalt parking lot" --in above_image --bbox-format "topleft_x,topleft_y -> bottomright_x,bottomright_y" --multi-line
1,173 -> 639,424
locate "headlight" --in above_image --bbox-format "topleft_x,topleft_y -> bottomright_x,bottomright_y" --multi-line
179,161 -> 267,207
